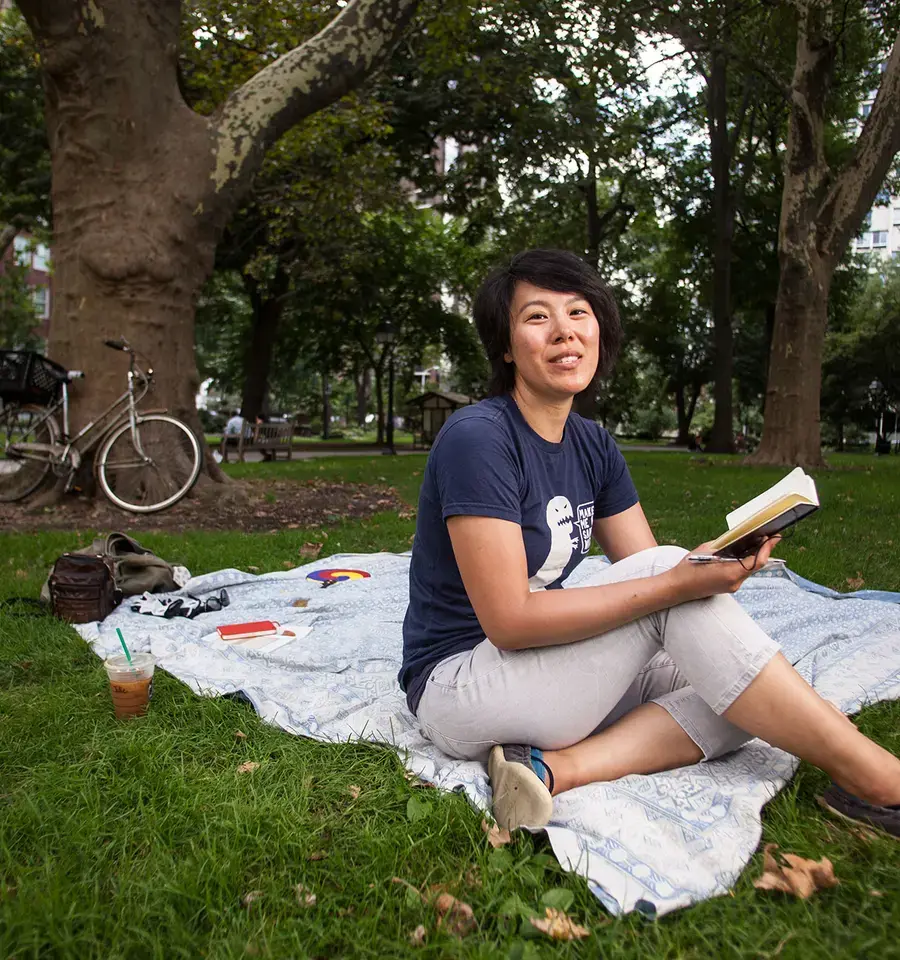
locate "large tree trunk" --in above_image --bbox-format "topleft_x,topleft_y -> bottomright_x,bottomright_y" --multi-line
753,7 -> 900,465
753,258 -> 831,465
44,44 -> 217,462
706,47 -> 736,453
240,271 -> 289,422
16,0 -> 419,496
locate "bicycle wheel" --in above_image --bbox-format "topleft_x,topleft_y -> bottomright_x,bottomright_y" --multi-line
97,414 -> 202,513
0,403 -> 58,502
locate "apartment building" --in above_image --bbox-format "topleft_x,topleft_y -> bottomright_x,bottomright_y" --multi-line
1,232 -> 52,342
852,71 -> 900,260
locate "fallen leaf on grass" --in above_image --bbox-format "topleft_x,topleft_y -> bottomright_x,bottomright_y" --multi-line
870,889 -> 883,897
403,769 -> 434,788
753,843 -> 839,899
391,879 -> 476,938
529,907 -> 590,940
236,761 -> 260,775
307,850 -> 329,861
295,883 -> 317,907
408,924 -> 427,946
433,892 -> 476,936
298,542 -> 323,560
246,565 -> 260,573
234,730 -> 248,741
282,561 -> 295,570
481,818 -> 512,848
846,573 -> 865,590
14,569 -> 27,579
292,598 -> 309,608
347,784 -> 361,799
241,889 -> 264,907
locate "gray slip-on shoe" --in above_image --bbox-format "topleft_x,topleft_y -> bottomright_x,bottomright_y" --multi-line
488,744 -> 554,831
818,783 -> 900,839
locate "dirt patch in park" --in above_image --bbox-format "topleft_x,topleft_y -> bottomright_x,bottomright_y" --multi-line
0,477 -> 410,533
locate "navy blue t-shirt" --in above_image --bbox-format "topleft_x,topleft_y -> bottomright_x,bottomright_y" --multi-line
399,393 -> 640,714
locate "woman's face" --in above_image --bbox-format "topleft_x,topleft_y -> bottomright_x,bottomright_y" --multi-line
505,282 -> 600,401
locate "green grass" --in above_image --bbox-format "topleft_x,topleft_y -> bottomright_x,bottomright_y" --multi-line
205,430 -> 417,447
1,452 -> 899,958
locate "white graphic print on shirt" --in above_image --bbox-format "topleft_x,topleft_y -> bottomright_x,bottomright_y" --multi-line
576,501 -> 595,554
528,495 -> 581,591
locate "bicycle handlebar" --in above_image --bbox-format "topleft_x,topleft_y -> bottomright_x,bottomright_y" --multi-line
104,338 -> 130,351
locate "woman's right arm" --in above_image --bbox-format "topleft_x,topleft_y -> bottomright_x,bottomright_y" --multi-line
447,514 -> 780,651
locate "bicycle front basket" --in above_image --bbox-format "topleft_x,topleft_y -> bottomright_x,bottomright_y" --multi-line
0,351 -> 67,405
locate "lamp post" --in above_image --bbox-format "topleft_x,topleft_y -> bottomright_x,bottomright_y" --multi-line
375,320 -> 396,455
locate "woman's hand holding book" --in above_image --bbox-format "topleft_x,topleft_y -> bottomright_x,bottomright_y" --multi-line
668,537 -> 782,602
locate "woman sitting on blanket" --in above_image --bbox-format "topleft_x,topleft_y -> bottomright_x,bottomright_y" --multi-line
399,248 -> 900,837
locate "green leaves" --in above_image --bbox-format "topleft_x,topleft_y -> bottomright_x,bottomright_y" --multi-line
540,887 -> 574,911
406,795 -> 433,822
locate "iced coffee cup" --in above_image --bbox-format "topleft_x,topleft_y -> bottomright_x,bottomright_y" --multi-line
104,653 -> 156,719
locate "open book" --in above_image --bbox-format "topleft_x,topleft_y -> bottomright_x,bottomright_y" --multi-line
706,467 -> 819,559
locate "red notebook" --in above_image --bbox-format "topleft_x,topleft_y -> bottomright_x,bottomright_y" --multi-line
217,621 -> 279,642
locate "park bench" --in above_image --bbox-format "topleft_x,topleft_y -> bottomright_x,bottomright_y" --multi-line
219,421 -> 295,463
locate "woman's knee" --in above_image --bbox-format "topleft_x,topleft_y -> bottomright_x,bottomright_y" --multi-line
642,544 -> 689,573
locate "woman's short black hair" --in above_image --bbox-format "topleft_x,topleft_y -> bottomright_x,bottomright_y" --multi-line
472,249 -> 622,397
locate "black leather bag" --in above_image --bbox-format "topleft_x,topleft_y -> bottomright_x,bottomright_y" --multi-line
48,554 -> 118,623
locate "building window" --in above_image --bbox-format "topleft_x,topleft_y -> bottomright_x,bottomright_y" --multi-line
894,206 -> 900,226
32,244 -> 50,272
32,286 -> 49,319
875,188 -> 892,207
861,102 -> 873,118
12,235 -> 31,267
872,231 -> 888,248
857,232 -> 872,248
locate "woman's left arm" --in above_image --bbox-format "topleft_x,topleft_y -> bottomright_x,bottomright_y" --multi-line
592,502 -> 657,563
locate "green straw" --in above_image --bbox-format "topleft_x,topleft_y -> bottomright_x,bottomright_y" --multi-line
116,627 -> 132,665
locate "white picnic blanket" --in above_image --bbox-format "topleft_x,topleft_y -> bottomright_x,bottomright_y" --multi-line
76,553 -> 900,917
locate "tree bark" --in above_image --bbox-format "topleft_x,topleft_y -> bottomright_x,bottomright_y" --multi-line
706,46 -> 736,453
754,258 -> 831,465
753,7 -> 900,465
321,368 -> 332,440
355,362 -> 370,427
16,0 -> 419,495
0,224 -> 18,259
374,363 -> 385,445
240,270 -> 289,422
674,379 -> 702,445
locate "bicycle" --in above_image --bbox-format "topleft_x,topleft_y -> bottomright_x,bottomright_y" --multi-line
0,338 -> 202,513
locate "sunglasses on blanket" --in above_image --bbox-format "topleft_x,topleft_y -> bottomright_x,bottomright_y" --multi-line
203,590 -> 230,611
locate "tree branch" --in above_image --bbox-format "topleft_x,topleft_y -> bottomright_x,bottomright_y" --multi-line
0,224 -> 18,259
818,30 -> 900,263
13,0 -> 79,34
209,0 -> 420,197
